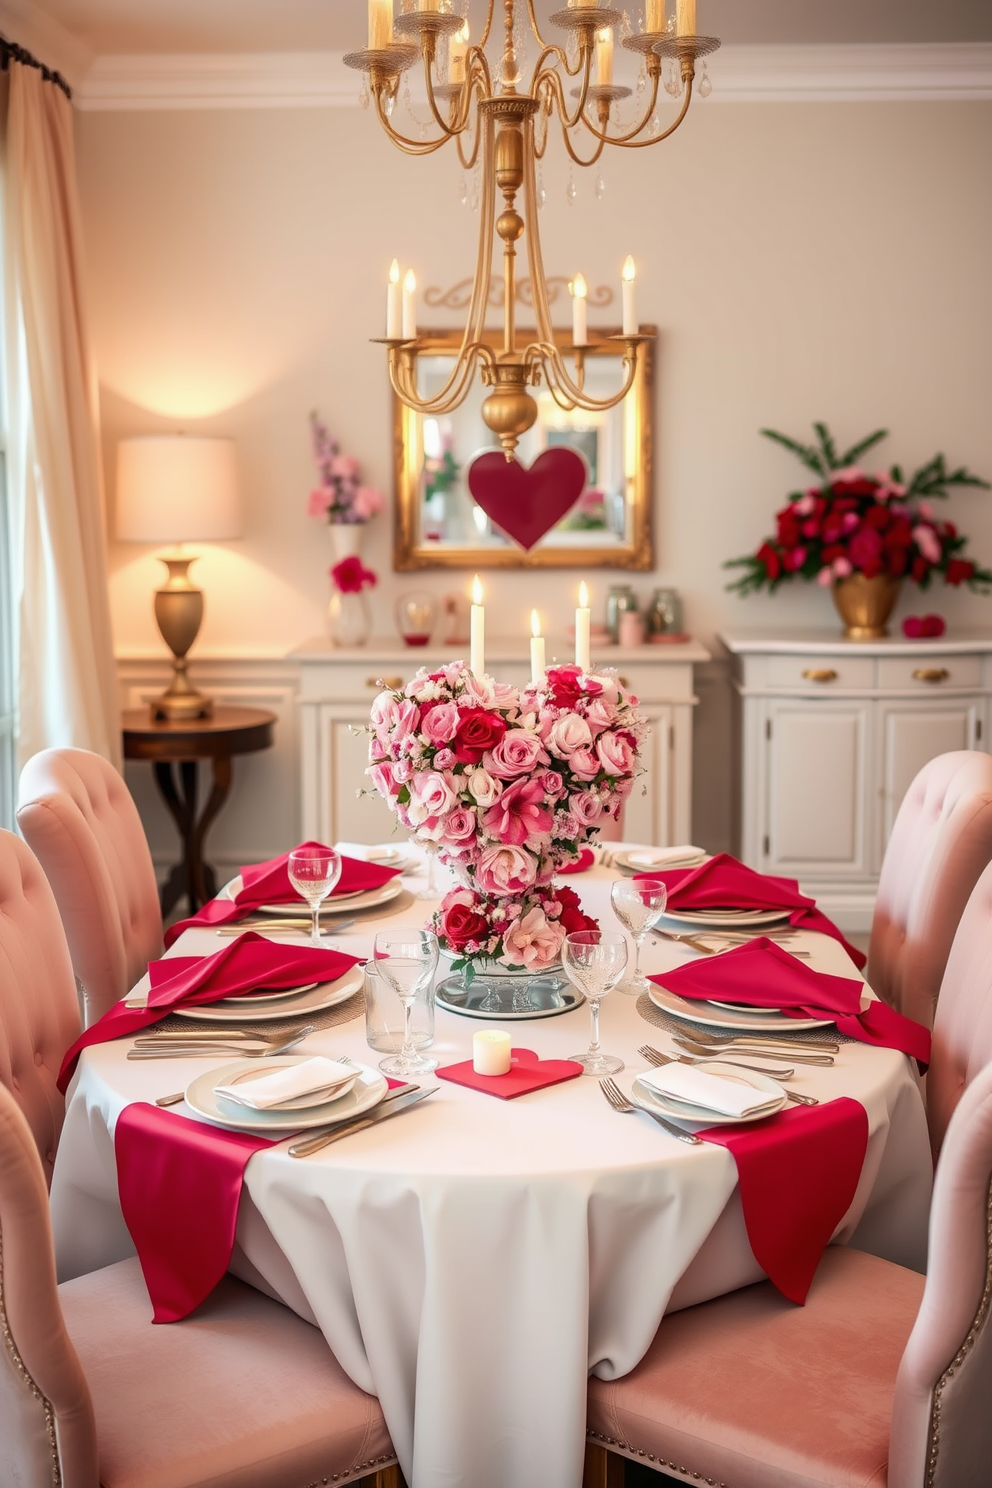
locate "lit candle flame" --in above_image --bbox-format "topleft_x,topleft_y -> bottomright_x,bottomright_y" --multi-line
531,608 -> 541,638
578,581 -> 589,608
389,258 -> 400,285
403,268 -> 417,293
622,255 -> 636,283
571,272 -> 588,300
472,574 -> 483,606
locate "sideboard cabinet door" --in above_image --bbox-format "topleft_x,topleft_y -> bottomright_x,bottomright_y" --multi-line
878,702 -> 979,853
763,700 -> 871,879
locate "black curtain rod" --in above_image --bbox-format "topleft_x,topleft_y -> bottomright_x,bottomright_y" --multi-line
0,35 -> 71,101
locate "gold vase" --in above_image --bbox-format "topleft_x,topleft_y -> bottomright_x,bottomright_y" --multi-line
831,573 -> 901,640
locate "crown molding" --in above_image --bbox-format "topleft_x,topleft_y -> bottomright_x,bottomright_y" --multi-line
75,42 -> 992,113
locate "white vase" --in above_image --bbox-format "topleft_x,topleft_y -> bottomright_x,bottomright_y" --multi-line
327,523 -> 372,647
328,524 -> 363,562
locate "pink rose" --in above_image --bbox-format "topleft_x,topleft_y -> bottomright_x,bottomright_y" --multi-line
816,566 -> 834,587
567,748 -> 601,782
352,485 -> 383,520
484,730 -> 550,780
501,907 -> 565,970
585,697 -> 618,734
434,748 -> 456,770
547,715 -> 593,759
467,768 -> 501,806
421,702 -> 459,744
437,807 -> 477,849
393,758 -> 413,785
371,695 -> 420,743
482,778 -> 554,847
571,791 -> 604,826
308,488 -> 331,517
913,523 -> 942,565
832,556 -> 853,578
408,771 -> 456,825
537,770 -> 565,799
368,762 -> 397,798
475,844 -> 537,896
596,731 -> 635,777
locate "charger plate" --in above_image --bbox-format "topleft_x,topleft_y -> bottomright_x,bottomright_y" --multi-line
647,981 -> 835,1033
178,966 -> 364,1024
185,1056 -> 386,1132
632,1062 -> 787,1128
219,876 -> 403,918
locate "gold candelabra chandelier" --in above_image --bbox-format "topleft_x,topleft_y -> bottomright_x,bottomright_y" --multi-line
345,0 -> 719,456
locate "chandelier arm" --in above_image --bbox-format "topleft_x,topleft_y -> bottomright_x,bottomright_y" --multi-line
522,118 -> 556,349
531,41 -> 580,85
583,76 -> 693,149
558,115 -> 609,168
455,92 -> 484,171
478,0 -> 497,50
536,49 -> 594,131
373,87 -> 453,154
389,345 -> 492,417
423,58 -> 475,138
536,341 -> 640,412
524,0 -> 552,52
579,66 -> 663,146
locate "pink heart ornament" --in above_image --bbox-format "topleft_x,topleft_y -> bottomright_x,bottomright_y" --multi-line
435,1046 -> 584,1099
467,447 -> 587,550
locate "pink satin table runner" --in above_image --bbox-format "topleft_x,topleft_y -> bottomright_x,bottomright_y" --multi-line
57,935 -> 360,1094
636,852 -> 867,968
164,841 -> 400,946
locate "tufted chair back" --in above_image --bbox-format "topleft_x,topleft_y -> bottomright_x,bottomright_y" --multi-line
0,1080 -> 98,1487
868,750 -> 992,1031
17,748 -> 163,1028
889,1059 -> 992,1488
927,854 -> 992,1158
0,831 -> 81,1186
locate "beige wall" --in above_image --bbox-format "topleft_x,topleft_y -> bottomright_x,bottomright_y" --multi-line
75,96 -> 992,844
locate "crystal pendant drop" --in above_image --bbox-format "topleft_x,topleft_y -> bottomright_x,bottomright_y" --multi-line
649,112 -> 661,137
566,171 -> 577,206
595,171 -> 607,201
537,170 -> 547,209
458,173 -> 468,206
359,75 -> 370,110
636,66 -> 646,95
383,91 -> 395,118
699,65 -> 712,98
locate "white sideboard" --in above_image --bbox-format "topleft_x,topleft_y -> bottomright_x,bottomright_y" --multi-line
291,637 -> 710,849
721,628 -> 992,929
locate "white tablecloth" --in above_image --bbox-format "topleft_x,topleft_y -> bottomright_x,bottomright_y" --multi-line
50,861 -> 932,1488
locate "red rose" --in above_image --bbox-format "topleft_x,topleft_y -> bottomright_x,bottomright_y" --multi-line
821,543 -> 846,564
330,556 -> 377,593
757,542 -> 781,581
452,707 -> 507,764
888,548 -> 909,577
441,901 -> 490,950
864,506 -> 891,531
848,526 -> 884,571
912,556 -> 929,582
546,666 -> 584,708
831,478 -> 878,499
946,558 -> 975,586
776,511 -> 801,547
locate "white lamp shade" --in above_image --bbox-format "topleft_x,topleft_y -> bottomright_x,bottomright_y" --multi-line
116,436 -> 242,543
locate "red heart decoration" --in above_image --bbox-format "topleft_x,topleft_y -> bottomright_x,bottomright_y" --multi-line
467,447 -> 587,550
902,617 -> 924,639
435,1046 -> 583,1099
903,614 -> 947,639
923,614 -> 947,637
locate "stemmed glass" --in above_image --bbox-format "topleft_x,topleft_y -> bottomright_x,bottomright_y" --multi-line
610,877 -> 668,995
414,840 -> 441,902
288,847 -> 342,946
374,930 -> 440,1077
563,930 -> 629,1076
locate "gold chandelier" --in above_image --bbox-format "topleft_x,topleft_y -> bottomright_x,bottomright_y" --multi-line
345,1 -> 719,455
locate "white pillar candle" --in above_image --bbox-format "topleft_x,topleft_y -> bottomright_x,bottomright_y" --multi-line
530,609 -> 546,686
676,0 -> 696,36
595,27 -> 613,86
575,581 -> 592,672
449,20 -> 469,83
368,0 -> 393,49
622,256 -> 637,336
473,1029 -> 512,1076
386,259 -> 402,338
402,269 -> 417,340
470,574 -> 485,678
646,0 -> 664,31
571,273 -> 588,347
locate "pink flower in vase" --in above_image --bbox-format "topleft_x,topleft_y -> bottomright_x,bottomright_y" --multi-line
571,790 -> 605,826
547,715 -> 593,759
482,778 -> 554,847
596,731 -> 635,777
436,807 -> 477,849
475,844 -> 538,896
421,701 -> 460,744
567,747 -> 601,782
484,731 -> 550,780
501,908 -> 566,969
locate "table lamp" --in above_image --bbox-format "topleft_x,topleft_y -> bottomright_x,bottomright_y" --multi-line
116,435 -> 242,721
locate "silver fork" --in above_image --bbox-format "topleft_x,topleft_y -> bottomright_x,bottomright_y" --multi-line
599,1076 -> 702,1145
637,1044 -> 818,1107
128,1030 -> 310,1061
673,1034 -> 834,1067
674,1024 -> 840,1056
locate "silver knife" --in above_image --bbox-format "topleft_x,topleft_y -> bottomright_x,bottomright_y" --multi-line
288,1086 -> 437,1158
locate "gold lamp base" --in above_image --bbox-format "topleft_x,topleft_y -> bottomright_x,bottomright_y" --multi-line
151,556 -> 213,721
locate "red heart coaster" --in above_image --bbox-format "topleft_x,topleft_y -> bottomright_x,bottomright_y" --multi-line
435,1046 -> 583,1099
467,447 -> 587,550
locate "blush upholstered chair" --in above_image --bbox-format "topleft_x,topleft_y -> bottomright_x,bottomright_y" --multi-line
584,1057 -> 992,1488
868,750 -> 992,1031
17,747 -> 163,1027
0,1079 -> 401,1488
927,853 -> 992,1160
0,829 -> 81,1186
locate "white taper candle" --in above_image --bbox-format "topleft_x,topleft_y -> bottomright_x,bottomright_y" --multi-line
575,581 -> 591,672
470,574 -> 485,678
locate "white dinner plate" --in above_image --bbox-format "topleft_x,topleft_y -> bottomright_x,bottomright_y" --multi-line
216,1062 -> 358,1112
615,849 -> 707,875
219,875 -> 403,918
648,980 -> 837,1033
177,965 -> 364,1023
219,981 -> 319,1007
184,1056 -> 387,1132
709,998 -> 784,1015
632,1063 -> 787,1127
658,906 -> 792,930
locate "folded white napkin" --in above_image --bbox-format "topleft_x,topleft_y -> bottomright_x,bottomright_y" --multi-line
335,841 -> 403,863
640,1064 -> 781,1118
627,844 -> 705,867
214,1058 -> 357,1111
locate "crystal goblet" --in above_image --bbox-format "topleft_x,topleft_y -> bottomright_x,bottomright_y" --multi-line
287,847 -> 342,946
610,877 -> 668,995
374,929 -> 440,1077
564,929 -> 628,1076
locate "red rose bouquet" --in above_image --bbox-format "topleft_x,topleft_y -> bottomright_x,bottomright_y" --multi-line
331,556 -> 377,594
726,423 -> 991,595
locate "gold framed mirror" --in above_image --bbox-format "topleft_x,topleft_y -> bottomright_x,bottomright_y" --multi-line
393,325 -> 654,570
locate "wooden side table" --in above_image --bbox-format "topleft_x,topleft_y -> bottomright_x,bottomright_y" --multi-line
122,706 -> 276,915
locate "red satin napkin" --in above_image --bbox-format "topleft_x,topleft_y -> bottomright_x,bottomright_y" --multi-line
164,842 -> 401,947
436,1046 -> 583,1099
700,1097 -> 869,1304
559,847 -> 596,875
650,938 -> 931,1067
636,852 -> 866,969
57,935 -> 360,1094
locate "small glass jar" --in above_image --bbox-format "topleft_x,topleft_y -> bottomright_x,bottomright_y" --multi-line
646,587 -> 684,637
395,591 -> 438,647
605,584 -> 638,642
363,960 -> 435,1053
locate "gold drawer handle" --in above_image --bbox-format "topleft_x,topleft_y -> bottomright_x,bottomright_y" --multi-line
912,668 -> 950,683
366,675 -> 404,690
802,668 -> 838,683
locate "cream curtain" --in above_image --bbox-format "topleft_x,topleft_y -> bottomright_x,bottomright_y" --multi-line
2,60 -> 120,770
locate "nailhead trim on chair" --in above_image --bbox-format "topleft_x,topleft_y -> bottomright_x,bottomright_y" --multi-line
587,1427 -> 728,1486
0,1225 -> 61,1487
925,1174 -> 992,1488
303,1452 -> 399,1486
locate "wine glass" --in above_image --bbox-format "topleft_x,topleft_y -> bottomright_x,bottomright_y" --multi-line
610,877 -> 668,995
374,930 -> 440,1077
563,930 -> 628,1076
414,840 -> 441,902
288,847 -> 342,946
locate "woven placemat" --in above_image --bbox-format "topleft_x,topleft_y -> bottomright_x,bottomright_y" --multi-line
635,993 -> 855,1045
159,990 -> 366,1039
